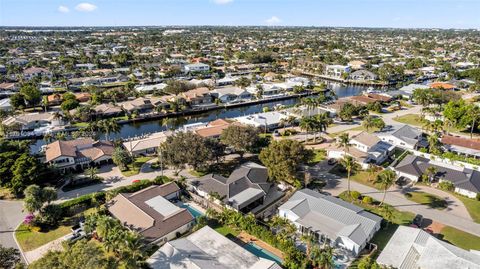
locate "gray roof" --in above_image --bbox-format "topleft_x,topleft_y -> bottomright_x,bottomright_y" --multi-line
377,226 -> 480,269
147,226 -> 281,269
395,155 -> 480,193
391,125 -> 425,147
279,189 -> 382,247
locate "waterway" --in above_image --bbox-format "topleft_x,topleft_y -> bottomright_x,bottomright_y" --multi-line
30,82 -> 389,152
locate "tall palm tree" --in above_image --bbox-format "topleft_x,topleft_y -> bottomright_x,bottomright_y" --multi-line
340,155 -> 359,197
318,246 -> 334,269
381,204 -> 394,228
467,106 -> 480,139
362,115 -> 376,132
376,169 -> 397,206
300,116 -> 315,142
336,133 -> 351,153
85,166 -> 98,181
425,166 -> 438,183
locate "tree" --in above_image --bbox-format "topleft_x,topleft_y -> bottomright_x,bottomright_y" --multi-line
300,233 -> 315,259
10,153 -> 43,196
299,116 -> 315,142
357,255 -> 381,269
10,93 -> 26,110
381,204 -> 394,228
425,166 -> 438,183
362,115 -> 376,132
336,133 -> 351,152
259,139 -> 313,184
112,147 -> 132,171
38,204 -> 62,226
220,125 -> 259,159
427,134 -> 442,155
85,166 -> 98,181
161,131 -> 213,171
339,103 -> 357,121
20,83 -> 41,108
0,244 -> 20,269
376,169 -> 396,206
339,155 -> 360,198
29,240 -> 110,269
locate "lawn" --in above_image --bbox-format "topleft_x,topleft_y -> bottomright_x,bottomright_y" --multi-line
329,165 -> 384,190
454,194 -> 480,223
15,223 -> 72,252
393,114 -> 424,126
404,191 -> 448,210
309,149 -> 327,164
439,226 -> 480,251
121,156 -> 155,177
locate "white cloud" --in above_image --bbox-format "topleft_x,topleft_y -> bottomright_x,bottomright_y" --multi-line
265,16 -> 281,26
75,2 -> 98,12
212,0 -> 233,5
58,5 -> 70,13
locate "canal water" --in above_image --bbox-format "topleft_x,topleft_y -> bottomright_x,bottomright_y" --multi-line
30,83 -> 384,152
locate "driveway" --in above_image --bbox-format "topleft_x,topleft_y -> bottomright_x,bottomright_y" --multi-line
318,168 -> 480,237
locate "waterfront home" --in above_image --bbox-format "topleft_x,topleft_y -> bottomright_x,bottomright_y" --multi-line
325,65 -> 351,78
93,103 -> 123,117
2,112 -> 61,131
121,97 -> 155,113
376,226 -> 480,269
147,226 -> 282,269
123,131 -> 172,156
234,111 -> 288,131
107,183 -> 195,245
216,75 -> 238,86
278,189 -> 381,256
348,70 -> 378,81
393,154 -> 480,198
188,162 -> 285,215
181,87 -> 213,106
348,60 -> 367,70
398,83 -> 429,96
135,83 -> 168,93
326,131 -> 394,168
212,86 -> 252,103
441,135 -> 480,158
194,119 -> 233,138
378,125 -> 428,150
45,138 -> 114,172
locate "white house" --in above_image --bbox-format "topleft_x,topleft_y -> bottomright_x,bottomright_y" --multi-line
184,63 -> 210,73
212,87 -> 252,103
325,65 -> 351,78
278,189 -> 382,256
234,111 -> 288,131
378,125 -> 428,150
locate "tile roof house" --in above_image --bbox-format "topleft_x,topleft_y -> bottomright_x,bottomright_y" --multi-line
394,154 -> 480,198
107,183 -> 195,245
147,226 -> 282,269
123,131 -> 173,156
181,87 -> 213,106
441,135 -> 480,158
194,119 -> 232,138
23,67 -> 52,80
93,103 -> 123,117
377,226 -> 480,269
212,87 -> 253,103
188,162 -> 284,215
2,112 -> 59,130
278,189 -> 382,256
378,125 -> 428,150
45,138 -> 114,171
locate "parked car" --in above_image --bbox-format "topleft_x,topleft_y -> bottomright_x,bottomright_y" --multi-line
327,158 -> 337,165
413,214 -> 423,227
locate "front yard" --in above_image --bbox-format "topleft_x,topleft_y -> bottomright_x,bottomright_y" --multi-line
439,226 -> 480,251
329,165 -> 384,190
393,114 -> 424,126
121,156 -> 155,177
454,194 -> 480,223
404,191 -> 448,210
15,223 -> 72,252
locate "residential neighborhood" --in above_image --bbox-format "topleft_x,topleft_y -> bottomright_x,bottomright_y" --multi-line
1,1 -> 480,269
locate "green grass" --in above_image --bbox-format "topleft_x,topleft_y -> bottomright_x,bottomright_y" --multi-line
393,114 -> 424,126
439,226 -> 480,251
404,191 -> 448,210
309,149 -> 327,164
15,223 -> 72,252
188,170 -> 208,177
213,225 -> 240,237
454,194 -> 480,223
328,125 -> 380,138
329,165 -> 384,190
72,122 -> 89,128
121,156 -> 155,177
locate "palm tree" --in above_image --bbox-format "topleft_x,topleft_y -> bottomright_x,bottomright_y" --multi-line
381,204 -> 394,228
318,246 -> 334,269
85,166 -> 98,181
340,155 -> 359,197
467,106 -> 480,139
443,118 -> 455,135
300,116 -> 315,142
362,115 -> 376,132
376,169 -> 396,206
425,166 -> 438,183
300,233 -> 316,258
336,133 -> 351,153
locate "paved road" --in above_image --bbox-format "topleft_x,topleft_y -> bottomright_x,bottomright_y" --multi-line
314,167 -> 480,237
0,200 -> 26,250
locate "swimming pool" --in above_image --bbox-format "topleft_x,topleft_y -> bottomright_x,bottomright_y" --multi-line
180,204 -> 204,218
242,242 -> 283,264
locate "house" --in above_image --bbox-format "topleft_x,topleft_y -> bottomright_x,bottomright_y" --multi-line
123,131 -> 172,156
147,226 -> 282,269
212,87 -> 252,103
194,119 -> 232,138
234,111 -> 288,131
107,183 -> 195,245
399,83 -> 430,96
188,162 -> 284,214
441,135 -> 480,158
376,226 -> 480,269
393,154 -> 480,198
430,82 -> 456,90
0,82 -> 19,92
121,97 -> 155,113
326,131 -> 394,168
325,65 -> 351,78
182,87 -> 213,106
93,103 -> 123,117
378,125 -> 428,150
348,60 -> 366,70
45,138 -> 114,171
184,63 -> 210,73
2,112 -> 60,131
0,98 -> 12,111
348,70 -> 378,81
278,189 -> 382,256
7,58 -> 29,66
135,83 -> 168,93
23,67 -> 52,80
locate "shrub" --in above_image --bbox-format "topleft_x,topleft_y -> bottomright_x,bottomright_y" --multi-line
39,204 -> 63,226
438,180 -> 455,192
362,196 -> 373,204
153,176 -> 172,185
477,193 -> 480,201
351,191 -> 361,200
59,192 -> 106,217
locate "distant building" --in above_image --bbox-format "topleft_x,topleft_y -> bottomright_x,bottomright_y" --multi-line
325,65 -> 351,78
377,226 -> 480,269
278,189 -> 382,256
23,67 -> 52,80
212,87 -> 252,103
184,63 -> 210,73
348,70 -> 378,81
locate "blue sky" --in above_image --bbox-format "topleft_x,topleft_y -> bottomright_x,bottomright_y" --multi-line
1,0 -> 480,28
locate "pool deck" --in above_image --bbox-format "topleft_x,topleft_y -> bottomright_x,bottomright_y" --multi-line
237,231 -> 284,260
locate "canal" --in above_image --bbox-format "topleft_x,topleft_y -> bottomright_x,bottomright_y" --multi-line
30,83 -> 387,152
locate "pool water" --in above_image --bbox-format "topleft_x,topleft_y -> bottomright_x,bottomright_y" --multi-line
180,204 -> 204,218
242,242 -> 283,264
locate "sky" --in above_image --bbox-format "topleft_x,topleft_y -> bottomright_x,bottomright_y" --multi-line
1,0 -> 480,29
